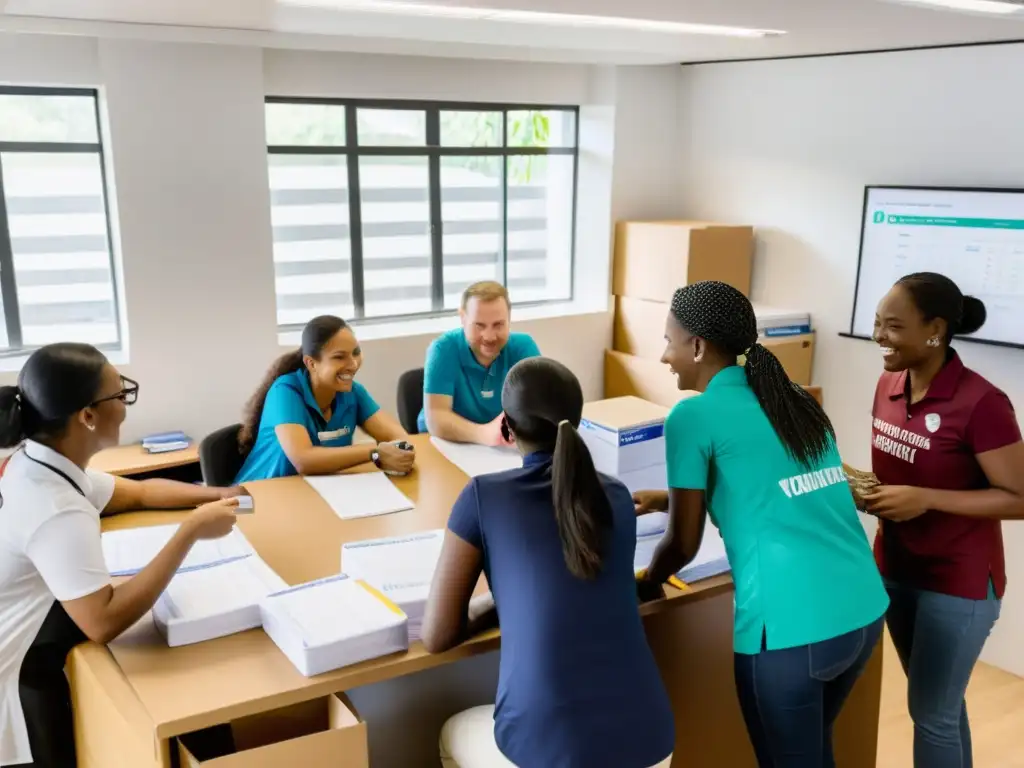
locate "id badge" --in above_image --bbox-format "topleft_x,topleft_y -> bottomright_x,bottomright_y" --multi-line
318,427 -> 350,442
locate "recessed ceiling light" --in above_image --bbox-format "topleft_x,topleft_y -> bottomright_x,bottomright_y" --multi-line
888,0 -> 1024,14
277,0 -> 787,38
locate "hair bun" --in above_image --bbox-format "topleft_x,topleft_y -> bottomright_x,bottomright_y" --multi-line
0,385 -> 26,449
958,296 -> 987,336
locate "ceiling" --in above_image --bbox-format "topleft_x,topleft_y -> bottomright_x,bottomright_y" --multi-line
1,0 -> 1023,64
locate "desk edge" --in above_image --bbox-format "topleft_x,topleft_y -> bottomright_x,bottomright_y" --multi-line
145,574 -> 733,739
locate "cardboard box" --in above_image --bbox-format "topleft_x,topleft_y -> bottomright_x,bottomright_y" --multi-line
804,384 -> 823,406
614,299 -> 817,386
756,333 -> 815,387
604,350 -> 696,410
613,221 -> 753,302
178,694 -> 368,768
580,397 -> 670,493
604,349 -> 822,408
613,296 -> 671,360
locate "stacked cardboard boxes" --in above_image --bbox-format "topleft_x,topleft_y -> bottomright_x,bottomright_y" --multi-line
606,220 -> 820,409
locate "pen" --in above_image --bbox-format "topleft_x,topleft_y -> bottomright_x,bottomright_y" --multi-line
636,569 -> 689,592
667,575 -> 689,592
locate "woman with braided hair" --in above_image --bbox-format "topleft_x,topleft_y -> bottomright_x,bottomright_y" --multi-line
634,281 -> 888,767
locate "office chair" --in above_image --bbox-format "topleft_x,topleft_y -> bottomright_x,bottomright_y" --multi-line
199,423 -> 247,487
396,368 -> 425,435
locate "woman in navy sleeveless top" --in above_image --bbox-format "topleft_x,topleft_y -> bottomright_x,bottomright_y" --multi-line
422,357 -> 675,768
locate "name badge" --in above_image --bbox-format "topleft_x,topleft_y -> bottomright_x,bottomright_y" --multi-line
481,390 -> 495,399
318,427 -> 351,442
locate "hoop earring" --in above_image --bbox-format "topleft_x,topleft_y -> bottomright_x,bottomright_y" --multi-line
926,337 -> 941,348
86,424 -> 96,432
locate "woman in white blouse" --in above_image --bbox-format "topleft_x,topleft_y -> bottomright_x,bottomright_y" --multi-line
0,343 -> 242,768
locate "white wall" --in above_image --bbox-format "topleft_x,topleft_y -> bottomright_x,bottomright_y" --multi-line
0,33 -> 684,447
678,43 -> 1024,676
0,31 -> 683,765
100,40 -> 282,441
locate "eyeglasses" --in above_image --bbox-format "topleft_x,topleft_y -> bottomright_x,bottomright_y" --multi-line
91,376 -> 139,407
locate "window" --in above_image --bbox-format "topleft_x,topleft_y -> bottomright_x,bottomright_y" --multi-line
266,99 -> 578,326
0,87 -> 120,352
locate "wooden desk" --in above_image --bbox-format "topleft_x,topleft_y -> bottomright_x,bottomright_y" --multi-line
69,434 -> 882,768
88,443 -> 201,478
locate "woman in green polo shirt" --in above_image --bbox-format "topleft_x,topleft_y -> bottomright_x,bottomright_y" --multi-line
635,281 -> 888,767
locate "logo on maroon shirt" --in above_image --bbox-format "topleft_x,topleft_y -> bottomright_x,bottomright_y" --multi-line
924,413 -> 941,433
872,417 -> 931,464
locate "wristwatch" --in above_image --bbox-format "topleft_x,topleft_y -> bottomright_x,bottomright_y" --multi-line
370,446 -> 382,468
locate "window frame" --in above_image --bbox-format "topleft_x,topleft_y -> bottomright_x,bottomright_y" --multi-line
265,96 -> 581,330
0,85 -> 121,356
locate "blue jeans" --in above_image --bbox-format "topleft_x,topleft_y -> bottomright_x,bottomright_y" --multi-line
885,581 -> 1000,768
733,616 -> 884,767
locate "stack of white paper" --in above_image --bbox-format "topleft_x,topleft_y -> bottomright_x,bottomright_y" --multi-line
754,304 -> 812,338
260,574 -> 409,677
304,473 -> 415,520
153,556 -> 288,647
102,525 -> 255,577
633,514 -> 731,584
341,530 -> 444,643
430,437 -> 521,478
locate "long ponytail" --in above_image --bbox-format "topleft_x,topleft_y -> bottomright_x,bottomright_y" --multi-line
502,357 -> 613,580
238,349 -> 304,452
671,281 -> 835,468
551,419 -> 613,580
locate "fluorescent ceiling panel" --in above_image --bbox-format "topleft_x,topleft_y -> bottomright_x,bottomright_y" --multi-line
277,0 -> 787,37
887,0 -> 1024,15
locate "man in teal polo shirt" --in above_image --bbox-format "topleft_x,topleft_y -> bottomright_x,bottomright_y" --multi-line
418,281 -> 540,445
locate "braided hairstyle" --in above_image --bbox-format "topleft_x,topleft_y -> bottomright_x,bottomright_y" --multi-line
670,281 -> 835,468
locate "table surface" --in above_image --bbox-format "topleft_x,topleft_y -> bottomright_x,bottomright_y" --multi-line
89,443 -> 200,477
100,433 -> 731,740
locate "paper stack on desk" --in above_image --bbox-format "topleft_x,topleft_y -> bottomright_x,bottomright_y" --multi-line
304,473 -> 415,520
102,524 -> 255,577
142,431 -> 192,454
341,530 -> 444,643
153,556 -> 288,647
260,574 -> 409,677
634,513 -> 731,584
430,437 -> 521,477
754,305 -> 812,338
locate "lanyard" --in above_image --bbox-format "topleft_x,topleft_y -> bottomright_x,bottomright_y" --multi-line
22,451 -> 87,498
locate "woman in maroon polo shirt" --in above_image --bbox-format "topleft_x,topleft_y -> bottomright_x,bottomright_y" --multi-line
864,272 -> 1024,768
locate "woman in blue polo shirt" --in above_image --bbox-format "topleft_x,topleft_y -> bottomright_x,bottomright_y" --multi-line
635,281 -> 888,767
235,315 -> 414,483
422,357 -> 674,768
